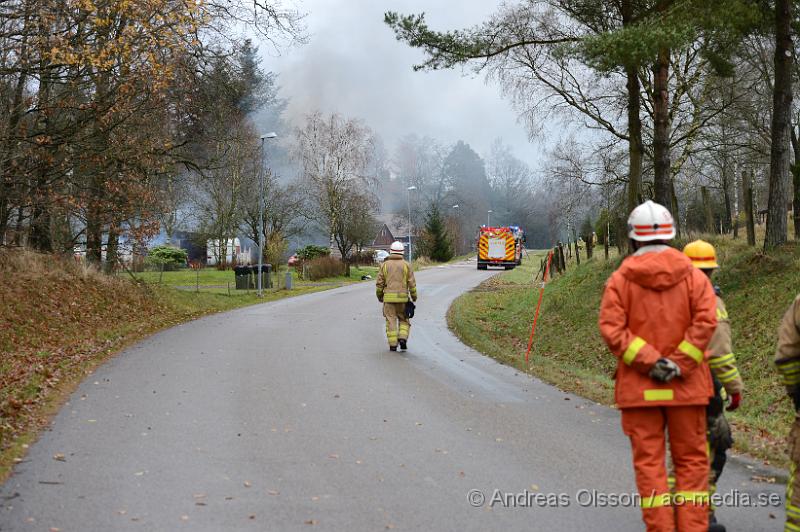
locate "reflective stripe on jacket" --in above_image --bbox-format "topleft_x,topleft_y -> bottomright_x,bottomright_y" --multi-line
376,255 -> 417,303
599,246 -> 716,408
707,296 -> 743,395
776,294 -> 800,388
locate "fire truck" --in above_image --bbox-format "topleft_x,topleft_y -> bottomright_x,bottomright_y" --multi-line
477,226 -> 525,270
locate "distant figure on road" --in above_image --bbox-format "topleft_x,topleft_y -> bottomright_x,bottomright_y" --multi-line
599,200 -> 717,532
376,241 -> 417,352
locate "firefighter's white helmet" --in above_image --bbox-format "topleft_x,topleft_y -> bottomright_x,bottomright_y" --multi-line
390,241 -> 405,254
627,200 -> 676,242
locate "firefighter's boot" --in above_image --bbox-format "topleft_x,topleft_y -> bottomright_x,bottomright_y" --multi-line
399,339 -> 407,350
389,345 -> 398,352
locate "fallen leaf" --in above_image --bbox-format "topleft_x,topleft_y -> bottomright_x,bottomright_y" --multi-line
267,490 -> 279,496
53,453 -> 66,462
244,481 -> 252,488
328,454 -> 339,460
304,519 -> 318,525
249,514 -> 256,520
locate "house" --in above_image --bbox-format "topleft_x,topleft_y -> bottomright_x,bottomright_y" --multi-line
371,222 -> 412,260
206,237 -> 253,266
372,224 -> 396,252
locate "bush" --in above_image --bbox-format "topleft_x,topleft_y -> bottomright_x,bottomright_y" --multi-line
304,256 -> 345,281
147,245 -> 187,271
296,245 -> 330,261
351,250 -> 375,266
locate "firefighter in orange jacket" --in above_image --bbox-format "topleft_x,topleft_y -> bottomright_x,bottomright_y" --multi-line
376,241 -> 417,351
599,201 -> 717,532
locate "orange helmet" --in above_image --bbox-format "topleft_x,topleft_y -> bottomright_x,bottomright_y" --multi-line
682,240 -> 718,269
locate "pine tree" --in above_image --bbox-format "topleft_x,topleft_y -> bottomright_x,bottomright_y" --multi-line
421,204 -> 454,262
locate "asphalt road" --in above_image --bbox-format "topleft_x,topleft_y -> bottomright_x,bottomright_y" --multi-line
0,259 -> 787,531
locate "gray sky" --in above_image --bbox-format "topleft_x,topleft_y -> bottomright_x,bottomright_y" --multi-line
260,0 -> 545,170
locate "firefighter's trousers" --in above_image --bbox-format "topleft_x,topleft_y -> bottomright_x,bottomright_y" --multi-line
622,405 -> 709,532
383,302 -> 410,348
785,414 -> 800,532
668,385 -> 732,521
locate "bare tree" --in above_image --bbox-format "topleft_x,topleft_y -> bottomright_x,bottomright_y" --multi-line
293,111 -> 378,273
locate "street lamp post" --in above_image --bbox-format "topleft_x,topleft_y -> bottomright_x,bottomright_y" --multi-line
487,210 -> 493,227
258,132 -> 277,297
407,185 -> 417,261
406,186 -> 417,261
451,204 -> 460,254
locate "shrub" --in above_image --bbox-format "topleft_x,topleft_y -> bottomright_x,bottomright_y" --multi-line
147,245 -> 187,271
296,245 -> 330,261
351,250 -> 375,266
304,256 -> 345,280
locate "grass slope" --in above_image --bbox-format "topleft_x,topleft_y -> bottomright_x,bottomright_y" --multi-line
449,239 -> 797,466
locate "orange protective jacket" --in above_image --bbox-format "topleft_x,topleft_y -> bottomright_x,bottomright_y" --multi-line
599,246 -> 717,408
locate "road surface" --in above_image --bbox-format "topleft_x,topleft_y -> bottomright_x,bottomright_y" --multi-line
0,259 -> 786,531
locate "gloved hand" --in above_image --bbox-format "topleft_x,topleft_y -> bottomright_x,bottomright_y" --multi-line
649,358 -> 681,383
726,392 -> 741,412
789,386 -> 800,411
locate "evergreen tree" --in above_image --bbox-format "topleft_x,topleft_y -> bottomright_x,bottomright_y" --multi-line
421,204 -> 454,262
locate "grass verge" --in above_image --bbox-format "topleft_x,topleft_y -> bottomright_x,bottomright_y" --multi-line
448,238 -> 797,468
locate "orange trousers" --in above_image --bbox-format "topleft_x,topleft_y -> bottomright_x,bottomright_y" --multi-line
621,405 -> 709,532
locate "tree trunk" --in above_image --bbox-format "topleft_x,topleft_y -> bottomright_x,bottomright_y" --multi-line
12,207 -> 25,246
792,127 -> 800,239
743,170 -> 756,246
104,226 -> 118,274
670,180 -> 681,238
701,186 -> 715,234
765,0 -> 793,249
572,227 -> 580,266
621,0 -> 642,257
0,8 -> 32,245
86,213 -> 102,264
733,170 -> 742,239
653,45 -> 672,207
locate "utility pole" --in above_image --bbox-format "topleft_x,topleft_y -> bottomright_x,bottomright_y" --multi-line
407,185 -> 416,260
258,132 -> 277,297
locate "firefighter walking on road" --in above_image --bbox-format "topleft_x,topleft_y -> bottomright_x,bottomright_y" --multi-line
775,294 -> 800,532
681,240 -> 744,532
376,241 -> 417,351
599,201 -> 717,532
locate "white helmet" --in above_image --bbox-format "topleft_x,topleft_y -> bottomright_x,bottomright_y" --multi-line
627,200 -> 676,242
390,241 -> 405,254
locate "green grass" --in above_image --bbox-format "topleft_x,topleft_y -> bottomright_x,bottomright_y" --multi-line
448,238 -> 798,467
